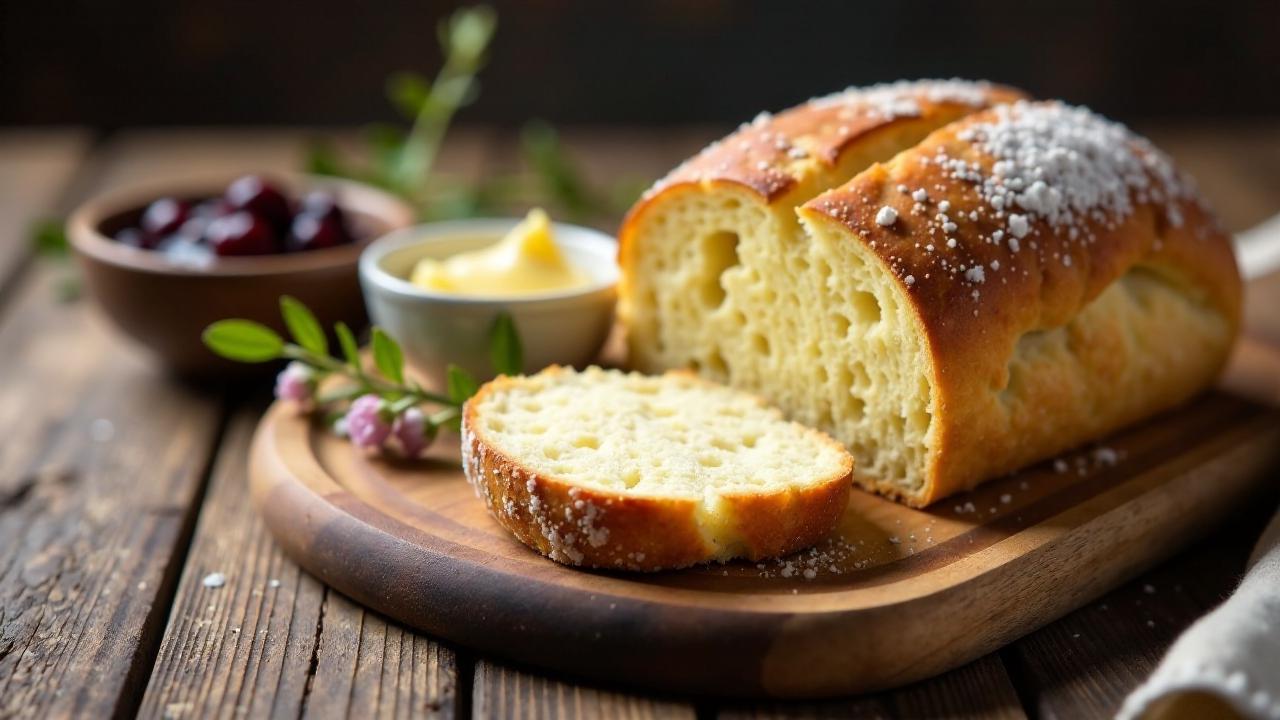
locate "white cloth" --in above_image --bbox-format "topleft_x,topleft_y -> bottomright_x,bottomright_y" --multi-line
1120,507 -> 1280,720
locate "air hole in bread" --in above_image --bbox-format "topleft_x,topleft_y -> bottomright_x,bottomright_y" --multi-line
850,291 -> 882,324
710,437 -> 735,452
848,396 -> 867,420
699,231 -> 740,308
832,313 -> 851,337
707,348 -> 728,377
573,435 -> 600,449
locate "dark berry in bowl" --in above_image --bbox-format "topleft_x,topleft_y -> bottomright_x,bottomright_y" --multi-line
207,211 -> 279,256
300,190 -> 343,219
225,175 -> 292,230
140,197 -> 191,237
286,212 -> 350,252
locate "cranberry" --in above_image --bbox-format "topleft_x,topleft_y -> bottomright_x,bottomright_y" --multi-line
225,175 -> 291,229
115,227 -> 157,249
140,197 -> 190,237
191,198 -> 231,220
206,211 -> 278,256
300,190 -> 341,218
286,212 -> 347,252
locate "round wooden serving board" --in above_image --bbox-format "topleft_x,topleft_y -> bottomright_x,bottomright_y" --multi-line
249,385 -> 1280,698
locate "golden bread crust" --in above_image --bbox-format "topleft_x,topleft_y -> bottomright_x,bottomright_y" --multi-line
461,368 -> 853,571
801,101 -> 1241,504
623,81 -> 1025,216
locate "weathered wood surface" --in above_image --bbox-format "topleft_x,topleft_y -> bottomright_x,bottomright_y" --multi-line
0,125 -> 1275,719
0,169 -> 226,717
473,662 -> 697,720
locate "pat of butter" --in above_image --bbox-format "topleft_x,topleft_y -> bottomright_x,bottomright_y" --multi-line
410,209 -> 590,297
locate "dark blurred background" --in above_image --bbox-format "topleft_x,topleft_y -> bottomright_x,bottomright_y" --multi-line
3,0 -> 1277,129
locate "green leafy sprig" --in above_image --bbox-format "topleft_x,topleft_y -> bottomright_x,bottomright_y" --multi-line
306,5 -> 497,208
305,5 -> 642,225
202,295 -> 521,437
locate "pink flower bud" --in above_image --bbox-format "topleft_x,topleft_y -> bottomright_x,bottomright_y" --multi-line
391,407 -> 435,459
346,394 -> 391,450
274,362 -> 316,408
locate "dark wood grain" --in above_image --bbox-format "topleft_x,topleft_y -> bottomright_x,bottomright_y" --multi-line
136,407 -> 323,718
0,262 -> 226,718
719,654 -> 1026,719
473,661 -> 696,720
0,131 -> 237,718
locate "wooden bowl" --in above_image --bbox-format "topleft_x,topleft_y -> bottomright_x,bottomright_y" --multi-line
69,173 -> 414,378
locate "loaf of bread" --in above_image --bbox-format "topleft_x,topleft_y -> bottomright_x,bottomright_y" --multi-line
461,366 -> 852,570
619,80 -> 1241,507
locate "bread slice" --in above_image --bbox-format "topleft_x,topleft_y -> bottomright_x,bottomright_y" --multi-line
621,87 -> 1240,507
461,366 -> 853,570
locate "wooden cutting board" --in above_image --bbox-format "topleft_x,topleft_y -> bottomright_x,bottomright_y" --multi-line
249,342 -> 1280,698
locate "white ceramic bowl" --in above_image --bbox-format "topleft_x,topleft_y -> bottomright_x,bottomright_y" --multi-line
359,218 -> 619,385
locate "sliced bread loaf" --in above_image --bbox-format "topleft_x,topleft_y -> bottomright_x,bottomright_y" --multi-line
620,84 -> 1239,507
461,366 -> 853,570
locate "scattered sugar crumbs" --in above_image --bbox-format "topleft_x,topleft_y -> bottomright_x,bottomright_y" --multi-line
754,523 -> 940,582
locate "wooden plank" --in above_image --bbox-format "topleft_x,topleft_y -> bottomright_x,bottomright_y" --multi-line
719,654 -> 1025,719
0,129 -> 91,302
473,661 -> 696,719
134,127 -> 493,719
136,407 -> 460,719
0,261 -> 226,717
0,129 -> 317,718
0,131 -> 234,719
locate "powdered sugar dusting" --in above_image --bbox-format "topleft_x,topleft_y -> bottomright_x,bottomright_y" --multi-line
957,101 -> 1195,237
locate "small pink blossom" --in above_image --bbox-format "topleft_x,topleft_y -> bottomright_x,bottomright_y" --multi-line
274,362 -> 316,408
346,394 -> 391,450
391,407 -> 435,458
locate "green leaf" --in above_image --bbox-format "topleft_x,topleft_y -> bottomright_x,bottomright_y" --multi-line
31,218 -> 69,257
446,364 -> 479,405
488,312 -> 522,376
279,296 -> 327,356
202,320 -> 285,363
386,72 -> 432,119
443,5 -> 497,65
335,322 -> 362,369
371,327 -> 405,384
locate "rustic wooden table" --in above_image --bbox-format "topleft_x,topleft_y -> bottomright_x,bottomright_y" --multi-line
1,125 -> 1278,720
